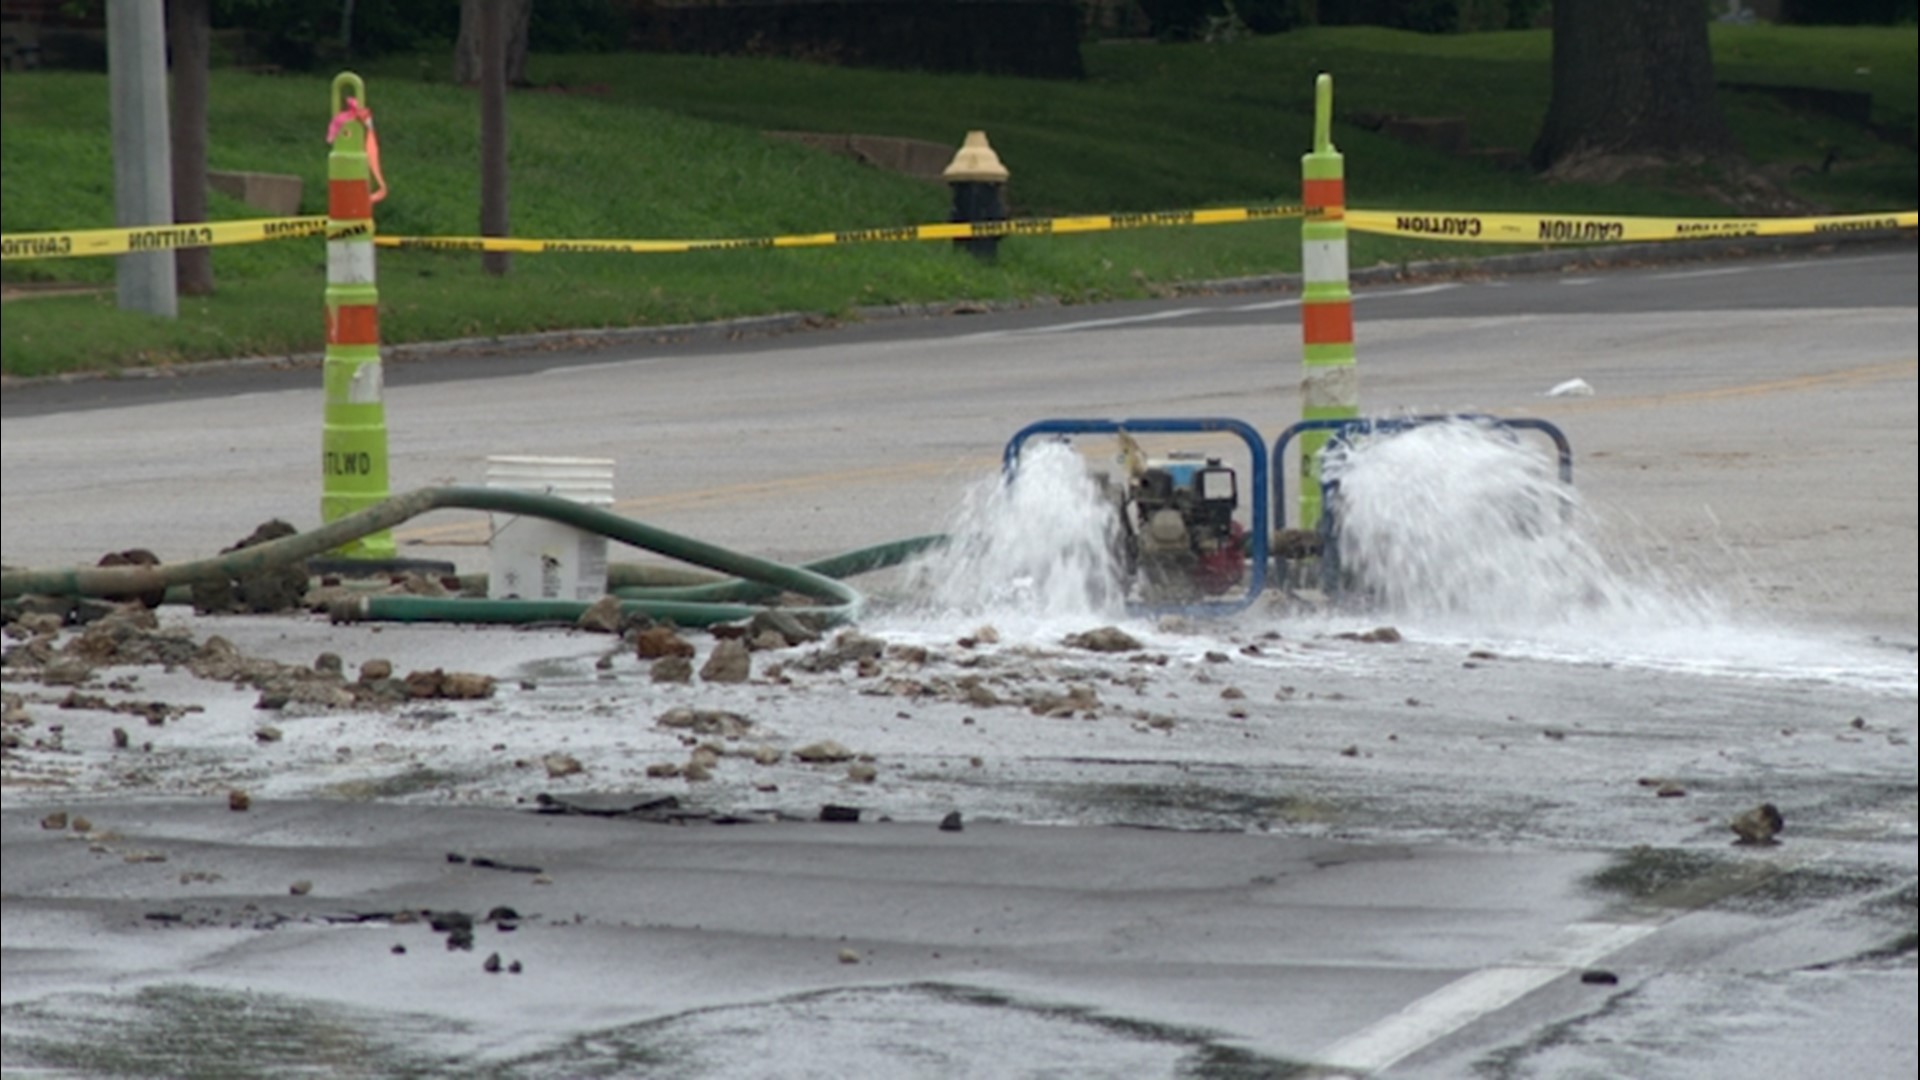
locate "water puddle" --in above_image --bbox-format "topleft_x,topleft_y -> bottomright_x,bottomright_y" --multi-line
1,982 -> 1305,1080
1,984 -> 470,1078
517,983 -> 1305,1080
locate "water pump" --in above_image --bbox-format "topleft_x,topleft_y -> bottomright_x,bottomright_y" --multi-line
1002,415 -> 1572,616
1002,418 -> 1271,615
1112,436 -> 1248,602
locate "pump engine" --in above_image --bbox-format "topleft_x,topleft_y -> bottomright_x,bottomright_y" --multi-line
1111,440 -> 1248,602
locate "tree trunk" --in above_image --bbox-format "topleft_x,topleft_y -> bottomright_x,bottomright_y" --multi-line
169,0 -> 213,296
1531,0 -> 1734,172
480,0 -> 511,277
456,0 -> 533,86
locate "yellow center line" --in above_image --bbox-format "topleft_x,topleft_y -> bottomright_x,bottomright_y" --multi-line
1517,359 -> 1917,416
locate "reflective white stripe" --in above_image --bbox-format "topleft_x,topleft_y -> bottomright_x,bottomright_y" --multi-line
1302,364 -> 1358,409
348,360 -> 384,404
1316,922 -> 1658,1075
1003,307 -> 1207,335
327,241 -> 377,285
1303,238 -> 1348,284
1230,298 -> 1304,312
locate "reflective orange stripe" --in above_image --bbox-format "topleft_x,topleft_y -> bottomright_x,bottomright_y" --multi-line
328,304 -> 379,345
329,179 -> 372,221
1303,178 -> 1345,210
1302,301 -> 1352,345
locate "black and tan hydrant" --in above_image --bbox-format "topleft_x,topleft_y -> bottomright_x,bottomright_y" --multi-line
942,130 -> 1010,263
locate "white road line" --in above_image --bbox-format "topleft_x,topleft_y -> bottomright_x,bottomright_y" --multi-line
1656,254 -> 1899,280
1314,921 -> 1659,1076
1360,283 -> 1462,300
1313,792 -> 1913,1077
1651,265 -> 1760,280
538,356 -> 675,377
979,282 -> 1462,337
1557,277 -> 1599,286
1229,282 -> 1456,311
1001,307 -> 1211,335
1754,252 -> 1908,271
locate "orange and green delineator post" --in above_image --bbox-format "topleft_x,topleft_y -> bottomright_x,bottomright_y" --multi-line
321,72 -> 394,558
1298,72 -> 1357,531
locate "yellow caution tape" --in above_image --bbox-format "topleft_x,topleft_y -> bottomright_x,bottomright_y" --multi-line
1346,209 -> 1918,244
376,205 -> 1312,254
0,216 -> 328,261
6,204 -> 1911,262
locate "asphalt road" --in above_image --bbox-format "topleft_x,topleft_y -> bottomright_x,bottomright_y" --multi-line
4,237 -> 1914,416
6,239 -> 1916,632
3,239 -> 1916,1078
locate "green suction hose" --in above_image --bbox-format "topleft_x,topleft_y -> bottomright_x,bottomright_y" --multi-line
1,486 -> 948,629
608,535 -> 947,604
334,595 -> 813,630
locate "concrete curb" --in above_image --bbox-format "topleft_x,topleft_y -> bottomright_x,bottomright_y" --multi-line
4,228 -> 1911,389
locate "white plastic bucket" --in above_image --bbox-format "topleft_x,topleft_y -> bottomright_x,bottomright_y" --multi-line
484,455 -> 616,601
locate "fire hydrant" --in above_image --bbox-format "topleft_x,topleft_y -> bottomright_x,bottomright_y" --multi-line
942,130 -> 1010,263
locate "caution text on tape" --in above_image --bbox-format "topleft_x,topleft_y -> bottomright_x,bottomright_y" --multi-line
1345,209 -> 1918,244
0,216 -> 329,261
376,204 -> 1311,255
6,204 -> 1912,262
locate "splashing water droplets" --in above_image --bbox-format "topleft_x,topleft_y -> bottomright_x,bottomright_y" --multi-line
906,441 -> 1125,621
1326,420 -> 1712,630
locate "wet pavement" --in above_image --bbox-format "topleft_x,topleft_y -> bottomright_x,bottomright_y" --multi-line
2,797 -> 1612,1078
4,247 -> 1916,1077
3,600 -> 1913,1078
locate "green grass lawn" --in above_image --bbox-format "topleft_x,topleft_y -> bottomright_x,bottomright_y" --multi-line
2,25 -> 1914,378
